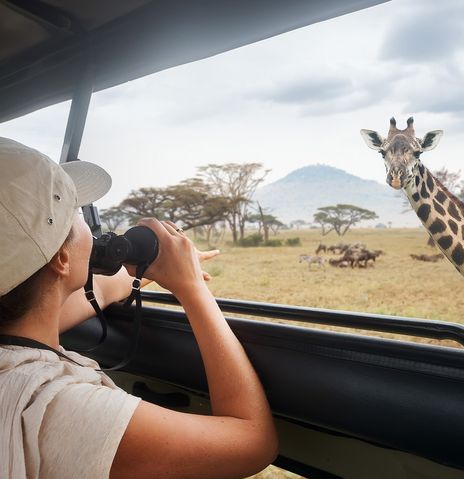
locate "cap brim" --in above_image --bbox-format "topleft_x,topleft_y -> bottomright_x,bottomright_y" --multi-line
61,161 -> 112,207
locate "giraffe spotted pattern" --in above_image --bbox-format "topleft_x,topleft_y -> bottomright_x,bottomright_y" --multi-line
360,117 -> 464,275
412,168 -> 464,268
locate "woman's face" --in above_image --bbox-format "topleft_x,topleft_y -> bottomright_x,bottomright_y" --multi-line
66,212 -> 93,292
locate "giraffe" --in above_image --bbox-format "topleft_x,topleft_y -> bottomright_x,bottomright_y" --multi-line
360,117 -> 464,276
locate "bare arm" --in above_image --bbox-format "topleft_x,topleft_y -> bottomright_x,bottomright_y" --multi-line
58,269 -> 152,333
110,219 -> 278,479
59,243 -> 217,334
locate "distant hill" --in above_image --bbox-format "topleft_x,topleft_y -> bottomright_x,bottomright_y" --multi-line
253,164 -> 420,227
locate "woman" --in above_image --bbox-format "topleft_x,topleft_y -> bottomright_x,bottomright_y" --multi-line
0,137 -> 278,479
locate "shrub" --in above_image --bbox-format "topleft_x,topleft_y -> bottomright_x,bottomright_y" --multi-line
285,237 -> 301,247
263,239 -> 282,247
238,233 -> 263,247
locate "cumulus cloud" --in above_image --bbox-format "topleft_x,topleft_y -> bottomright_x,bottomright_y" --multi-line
261,76 -> 350,104
379,0 -> 464,63
249,65 -> 400,116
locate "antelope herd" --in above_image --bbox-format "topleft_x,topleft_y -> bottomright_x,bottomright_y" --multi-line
299,242 -> 384,270
299,240 -> 446,271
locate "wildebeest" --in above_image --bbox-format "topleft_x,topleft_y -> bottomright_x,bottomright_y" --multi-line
410,253 -> 444,263
338,247 -> 382,268
329,258 -> 349,268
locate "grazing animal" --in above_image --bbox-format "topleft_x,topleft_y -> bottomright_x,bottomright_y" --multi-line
361,117 -> 464,276
315,243 -> 327,254
342,250 -> 367,268
299,254 -> 326,270
329,258 -> 349,268
410,253 -> 444,263
327,242 -> 350,254
341,248 -> 379,268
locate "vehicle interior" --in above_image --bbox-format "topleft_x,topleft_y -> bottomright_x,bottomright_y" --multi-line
2,1 -> 464,478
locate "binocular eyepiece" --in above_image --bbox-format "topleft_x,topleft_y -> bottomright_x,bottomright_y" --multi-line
89,226 -> 159,276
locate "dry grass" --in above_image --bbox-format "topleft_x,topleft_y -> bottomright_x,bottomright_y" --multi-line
148,227 -> 464,347
245,465 -> 305,479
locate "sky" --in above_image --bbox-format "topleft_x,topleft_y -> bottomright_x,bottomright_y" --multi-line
1,0 -> 464,213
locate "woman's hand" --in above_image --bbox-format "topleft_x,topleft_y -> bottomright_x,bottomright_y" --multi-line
166,221 -> 219,282
125,218 -> 219,296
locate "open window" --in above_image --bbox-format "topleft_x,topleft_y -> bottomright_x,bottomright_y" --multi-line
2,1 -> 464,478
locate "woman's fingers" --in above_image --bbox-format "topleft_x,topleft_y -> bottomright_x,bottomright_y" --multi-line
164,220 -> 184,234
161,221 -> 179,236
134,218 -> 219,283
198,249 -> 220,262
137,218 -> 172,239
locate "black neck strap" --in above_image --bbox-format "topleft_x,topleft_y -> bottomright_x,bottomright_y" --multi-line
76,269 -> 108,352
81,263 -> 149,371
0,334 -> 86,367
106,262 -> 149,371
0,265 -> 150,373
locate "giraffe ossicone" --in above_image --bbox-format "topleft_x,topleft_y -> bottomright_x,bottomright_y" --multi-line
360,117 -> 464,275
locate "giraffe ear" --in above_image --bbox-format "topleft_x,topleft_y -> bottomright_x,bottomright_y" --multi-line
360,129 -> 384,151
420,130 -> 443,151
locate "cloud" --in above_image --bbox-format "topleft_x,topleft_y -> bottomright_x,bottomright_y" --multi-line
390,60 -> 464,121
379,0 -> 464,63
249,65 -> 401,116
261,76 -> 350,104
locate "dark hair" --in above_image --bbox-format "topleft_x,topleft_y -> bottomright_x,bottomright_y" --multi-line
0,227 -> 74,328
0,267 -> 46,327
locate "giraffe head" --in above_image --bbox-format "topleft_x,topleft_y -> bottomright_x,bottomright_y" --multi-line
360,117 -> 443,189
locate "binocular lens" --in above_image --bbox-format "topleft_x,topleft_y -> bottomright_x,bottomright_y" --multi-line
90,226 -> 159,276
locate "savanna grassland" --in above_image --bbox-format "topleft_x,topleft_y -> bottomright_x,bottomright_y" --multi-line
147,227 -> 464,347
147,227 -> 464,479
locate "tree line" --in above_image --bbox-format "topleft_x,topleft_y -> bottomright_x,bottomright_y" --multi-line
100,162 -> 381,244
100,163 -> 283,245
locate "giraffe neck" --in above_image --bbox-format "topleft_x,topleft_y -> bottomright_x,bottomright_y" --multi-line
404,163 -> 464,275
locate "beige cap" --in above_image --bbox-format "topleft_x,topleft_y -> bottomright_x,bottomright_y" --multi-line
0,137 -> 112,296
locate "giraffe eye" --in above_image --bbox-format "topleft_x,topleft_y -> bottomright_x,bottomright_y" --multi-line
414,151 -> 421,159
380,149 -> 386,158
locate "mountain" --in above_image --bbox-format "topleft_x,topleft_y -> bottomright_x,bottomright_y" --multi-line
253,164 -> 420,227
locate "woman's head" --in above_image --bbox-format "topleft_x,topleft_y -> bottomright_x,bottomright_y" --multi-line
0,137 -> 111,324
0,226 -> 75,325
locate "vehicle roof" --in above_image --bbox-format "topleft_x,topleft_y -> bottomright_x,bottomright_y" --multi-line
0,0 -> 388,123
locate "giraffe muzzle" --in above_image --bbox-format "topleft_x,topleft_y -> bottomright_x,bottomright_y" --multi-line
387,170 -> 403,189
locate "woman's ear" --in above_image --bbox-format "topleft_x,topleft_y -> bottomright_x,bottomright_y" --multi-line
48,245 -> 71,278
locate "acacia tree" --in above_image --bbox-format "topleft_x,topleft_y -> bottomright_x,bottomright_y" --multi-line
246,205 -> 284,241
118,180 -> 229,233
119,187 -> 171,225
289,219 -> 307,230
313,204 -> 377,236
100,207 -> 127,231
197,163 -> 269,244
167,179 -> 230,232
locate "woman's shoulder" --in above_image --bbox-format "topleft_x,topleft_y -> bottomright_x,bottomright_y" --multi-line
0,345 -> 141,479
0,345 -> 119,398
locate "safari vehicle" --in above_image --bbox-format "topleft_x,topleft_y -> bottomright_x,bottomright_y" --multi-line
2,1 -> 464,478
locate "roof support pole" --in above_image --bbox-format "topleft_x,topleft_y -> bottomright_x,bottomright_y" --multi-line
59,61 -> 93,164
60,61 -> 102,236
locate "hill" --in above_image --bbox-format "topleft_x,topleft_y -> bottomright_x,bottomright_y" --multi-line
253,165 -> 419,227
